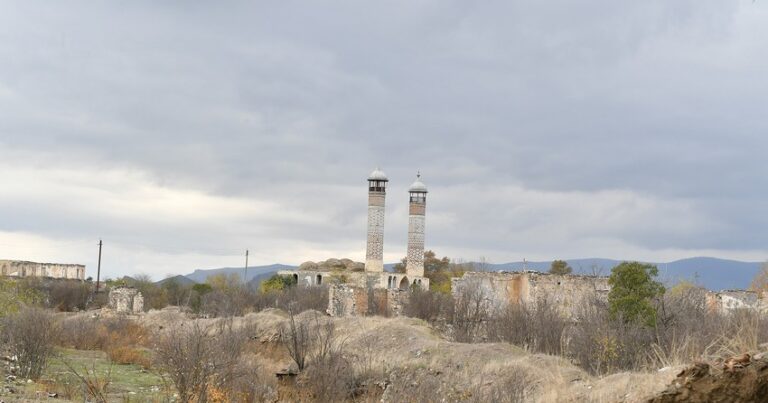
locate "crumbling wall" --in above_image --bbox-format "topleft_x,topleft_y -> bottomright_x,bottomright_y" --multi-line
705,290 -> 768,314
451,271 -> 609,319
0,260 -> 85,281
108,287 -> 144,314
387,289 -> 409,316
328,284 -> 368,316
328,284 -> 411,317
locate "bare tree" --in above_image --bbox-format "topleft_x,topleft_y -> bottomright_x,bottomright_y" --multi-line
281,304 -> 311,371
303,314 -> 355,401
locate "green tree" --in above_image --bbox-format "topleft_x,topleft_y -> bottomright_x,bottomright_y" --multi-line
608,262 -> 665,326
391,251 -> 462,292
392,257 -> 407,274
161,277 -> 193,307
128,274 -> 168,311
260,274 -> 297,293
0,279 -> 43,316
190,283 -> 213,313
549,260 -> 572,275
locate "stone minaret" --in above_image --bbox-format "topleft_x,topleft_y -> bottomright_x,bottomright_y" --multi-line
365,168 -> 388,272
406,173 -> 427,277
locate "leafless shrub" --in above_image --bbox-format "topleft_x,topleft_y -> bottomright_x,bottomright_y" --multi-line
253,285 -> 329,314
404,288 -> 454,323
303,343 -> 355,402
152,319 -> 253,403
57,316 -> 106,350
367,288 -> 390,317
452,282 -> 490,343
1,307 -> 56,380
59,359 -> 113,402
197,283 -> 260,317
49,281 -> 91,311
281,306 -> 312,372
279,308 -> 357,400
382,371 -> 443,402
488,297 -> 568,356
467,369 -> 531,403
569,297 -> 657,375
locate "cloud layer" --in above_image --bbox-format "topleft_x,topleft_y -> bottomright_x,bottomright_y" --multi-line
1,1 -> 767,279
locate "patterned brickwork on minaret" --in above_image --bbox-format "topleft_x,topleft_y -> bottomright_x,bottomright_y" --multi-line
406,173 -> 427,277
365,169 -> 388,272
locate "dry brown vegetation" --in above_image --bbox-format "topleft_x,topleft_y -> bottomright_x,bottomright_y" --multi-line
3,298 -> 766,402
404,282 -> 768,379
4,272 -> 768,402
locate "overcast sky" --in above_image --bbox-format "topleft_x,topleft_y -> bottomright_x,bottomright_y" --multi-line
1,1 -> 767,280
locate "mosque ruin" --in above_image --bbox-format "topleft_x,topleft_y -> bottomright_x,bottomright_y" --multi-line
284,168 -> 613,317
280,169 -> 430,315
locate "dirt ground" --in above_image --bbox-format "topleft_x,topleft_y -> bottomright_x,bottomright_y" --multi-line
3,308 -> 723,402
141,308 -> 683,402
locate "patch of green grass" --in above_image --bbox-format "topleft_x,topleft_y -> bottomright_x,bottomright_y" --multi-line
38,348 -> 168,401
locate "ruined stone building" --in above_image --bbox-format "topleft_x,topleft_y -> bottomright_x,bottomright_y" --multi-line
280,169 -> 430,316
705,289 -> 768,314
451,271 -> 611,319
0,260 -> 85,281
107,286 -> 144,314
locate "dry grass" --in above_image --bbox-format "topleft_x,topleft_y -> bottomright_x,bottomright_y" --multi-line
52,300 -> 761,402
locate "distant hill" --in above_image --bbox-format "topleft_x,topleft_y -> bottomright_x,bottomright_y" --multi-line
184,263 -> 296,285
156,274 -> 197,287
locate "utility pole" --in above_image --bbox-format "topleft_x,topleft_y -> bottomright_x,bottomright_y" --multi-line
244,249 -> 249,285
96,240 -> 103,293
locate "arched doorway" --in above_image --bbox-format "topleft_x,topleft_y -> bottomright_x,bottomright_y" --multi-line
399,277 -> 409,290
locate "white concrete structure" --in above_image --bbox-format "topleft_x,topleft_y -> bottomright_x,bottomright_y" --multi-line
365,168 -> 388,272
405,173 -> 427,277
0,260 -> 85,280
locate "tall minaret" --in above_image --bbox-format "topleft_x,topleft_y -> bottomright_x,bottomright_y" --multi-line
365,168 -> 388,272
406,173 -> 427,277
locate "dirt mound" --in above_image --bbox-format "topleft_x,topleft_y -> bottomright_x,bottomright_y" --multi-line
649,358 -> 768,403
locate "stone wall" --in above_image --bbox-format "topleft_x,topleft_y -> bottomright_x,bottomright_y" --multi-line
451,271 -> 610,319
328,284 -> 368,316
705,290 -> 768,314
327,284 -> 412,317
108,286 -> 144,314
0,260 -> 85,281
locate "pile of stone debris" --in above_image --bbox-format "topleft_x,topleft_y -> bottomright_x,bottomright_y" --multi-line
1,354 -> 58,401
649,352 -> 768,403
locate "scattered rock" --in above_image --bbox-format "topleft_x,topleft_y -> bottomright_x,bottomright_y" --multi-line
648,357 -> 768,403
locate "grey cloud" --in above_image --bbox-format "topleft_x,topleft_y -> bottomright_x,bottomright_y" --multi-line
0,1 -> 767,276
